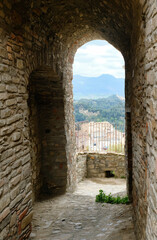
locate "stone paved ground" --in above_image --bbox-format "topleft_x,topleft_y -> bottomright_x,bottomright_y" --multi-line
30,178 -> 136,240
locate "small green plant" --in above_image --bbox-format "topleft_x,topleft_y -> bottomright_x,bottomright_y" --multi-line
96,190 -> 129,204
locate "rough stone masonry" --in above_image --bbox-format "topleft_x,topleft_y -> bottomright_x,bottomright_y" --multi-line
0,0 -> 157,239
76,153 -> 126,182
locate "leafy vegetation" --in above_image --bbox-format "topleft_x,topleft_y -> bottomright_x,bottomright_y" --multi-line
74,95 -> 125,131
96,190 -> 129,204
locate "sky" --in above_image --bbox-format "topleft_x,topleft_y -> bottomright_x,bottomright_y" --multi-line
73,40 -> 125,79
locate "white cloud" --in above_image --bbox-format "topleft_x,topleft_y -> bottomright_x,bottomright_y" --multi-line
73,40 -> 125,78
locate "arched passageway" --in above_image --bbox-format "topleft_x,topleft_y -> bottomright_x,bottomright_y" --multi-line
28,67 -> 67,199
0,1 -> 157,239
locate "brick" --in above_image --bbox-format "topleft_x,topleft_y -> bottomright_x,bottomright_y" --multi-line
19,208 -> 28,221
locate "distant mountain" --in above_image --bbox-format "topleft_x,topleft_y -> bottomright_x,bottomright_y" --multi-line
73,74 -> 124,99
74,95 -> 125,131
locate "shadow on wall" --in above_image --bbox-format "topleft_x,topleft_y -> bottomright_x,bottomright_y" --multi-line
28,67 -> 67,200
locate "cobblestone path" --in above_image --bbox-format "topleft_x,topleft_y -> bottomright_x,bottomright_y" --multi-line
31,179 -> 136,240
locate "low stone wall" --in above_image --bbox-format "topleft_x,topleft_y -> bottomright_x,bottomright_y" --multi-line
87,153 -> 126,178
76,153 -> 87,183
76,152 -> 126,182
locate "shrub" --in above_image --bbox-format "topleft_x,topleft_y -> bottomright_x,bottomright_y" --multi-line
96,190 -> 129,204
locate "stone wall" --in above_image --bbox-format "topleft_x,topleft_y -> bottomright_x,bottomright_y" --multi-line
76,153 -> 87,183
87,153 -> 126,179
0,0 -> 157,239
0,2 -> 69,239
76,153 -> 126,182
29,68 -> 67,198
131,1 -> 157,239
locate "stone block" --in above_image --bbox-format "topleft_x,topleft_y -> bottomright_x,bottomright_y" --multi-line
12,159 -> 21,169
16,59 -> 23,69
12,77 -> 20,83
147,71 -> 155,86
6,98 -> 16,106
10,194 -> 23,209
18,86 -> 26,94
0,207 -> 10,223
22,164 -> 31,179
1,108 -> 13,118
22,154 -> 31,165
10,186 -> 20,200
6,114 -> 22,125
0,194 -> 10,212
0,93 -> 8,100
10,175 -> 21,189
0,64 -> 8,72
19,208 -> 28,221
1,149 -> 14,161
12,131 -> 21,141
0,119 -> 6,127
88,164 -> 94,169
21,212 -> 33,230
0,125 -> 15,136
6,85 -> 17,93
0,84 -> 6,92
10,212 -> 17,227
0,212 -> 11,231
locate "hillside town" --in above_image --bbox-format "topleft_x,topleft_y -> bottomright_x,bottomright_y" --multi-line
75,121 -> 125,153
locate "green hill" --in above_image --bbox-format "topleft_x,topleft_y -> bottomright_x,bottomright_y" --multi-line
74,95 -> 125,131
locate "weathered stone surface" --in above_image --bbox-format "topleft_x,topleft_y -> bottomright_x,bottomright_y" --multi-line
0,0 -> 156,239
10,175 -> 21,189
6,98 -> 16,106
6,85 -> 17,93
16,59 -> 24,69
0,208 -> 10,223
77,153 -> 126,181
0,108 -> 13,118
21,212 -> 33,230
12,131 -> 21,141
31,179 -> 135,240
0,194 -> 10,212
10,212 -> 17,227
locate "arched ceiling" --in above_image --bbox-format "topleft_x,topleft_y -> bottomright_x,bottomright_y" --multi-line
11,0 -> 133,56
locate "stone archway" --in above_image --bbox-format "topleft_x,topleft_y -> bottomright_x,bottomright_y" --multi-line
0,1 -> 157,239
28,67 -> 67,200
